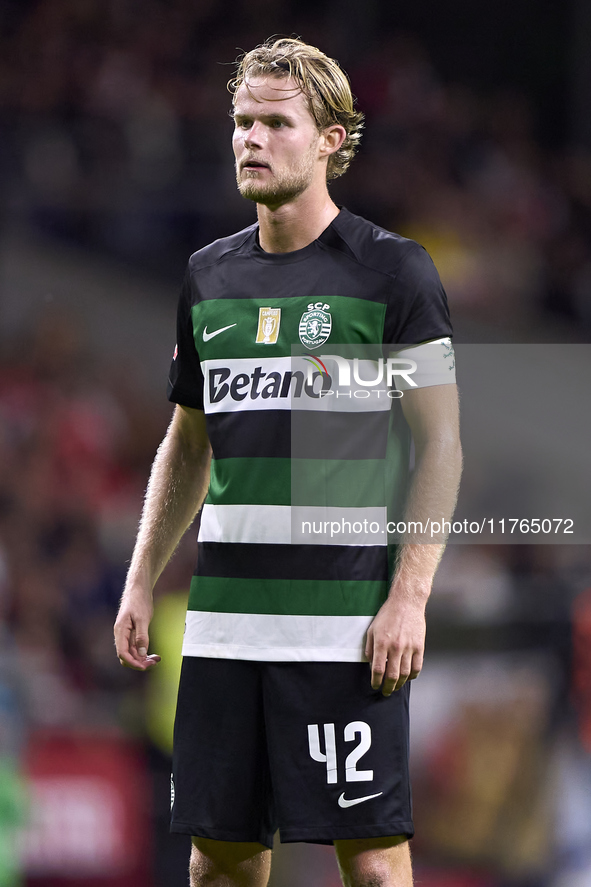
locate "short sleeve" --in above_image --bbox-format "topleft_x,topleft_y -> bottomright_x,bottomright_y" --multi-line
167,266 -> 205,409
383,244 -> 453,346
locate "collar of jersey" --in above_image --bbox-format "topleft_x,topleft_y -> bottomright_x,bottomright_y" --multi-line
250,207 -> 347,265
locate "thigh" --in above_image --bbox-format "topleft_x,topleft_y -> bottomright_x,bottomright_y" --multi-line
263,662 -> 414,845
171,657 -> 277,847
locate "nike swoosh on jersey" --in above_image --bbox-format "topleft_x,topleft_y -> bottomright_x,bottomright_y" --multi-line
338,791 -> 383,808
203,323 -> 237,342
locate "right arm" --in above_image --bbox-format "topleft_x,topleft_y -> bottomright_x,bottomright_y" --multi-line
114,404 -> 211,670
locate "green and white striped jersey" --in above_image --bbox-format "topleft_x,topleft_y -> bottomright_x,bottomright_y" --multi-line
168,208 -> 455,661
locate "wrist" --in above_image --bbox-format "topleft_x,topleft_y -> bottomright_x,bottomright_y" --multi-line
388,576 -> 431,605
125,555 -> 157,591
122,574 -> 155,603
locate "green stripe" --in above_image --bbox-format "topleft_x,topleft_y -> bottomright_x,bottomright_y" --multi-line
205,457 -> 387,507
206,457 -> 291,505
193,296 -> 386,359
292,459 -> 386,507
188,576 -> 388,616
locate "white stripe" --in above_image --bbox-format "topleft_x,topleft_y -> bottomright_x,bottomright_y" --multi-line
202,350 -> 453,415
199,504 -> 388,546
199,504 -> 291,544
182,611 -> 372,662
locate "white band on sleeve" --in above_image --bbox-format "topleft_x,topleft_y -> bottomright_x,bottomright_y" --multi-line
390,337 -> 456,389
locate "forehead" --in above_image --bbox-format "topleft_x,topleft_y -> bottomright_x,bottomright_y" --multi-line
233,75 -> 313,121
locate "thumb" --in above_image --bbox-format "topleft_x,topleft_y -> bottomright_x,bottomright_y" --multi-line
133,626 -> 150,658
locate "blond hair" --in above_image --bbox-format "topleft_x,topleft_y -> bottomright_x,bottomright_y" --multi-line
229,37 -> 364,180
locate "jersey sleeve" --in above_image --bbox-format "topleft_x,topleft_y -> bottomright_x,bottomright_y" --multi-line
384,243 -> 456,388
167,266 -> 205,410
383,243 -> 453,346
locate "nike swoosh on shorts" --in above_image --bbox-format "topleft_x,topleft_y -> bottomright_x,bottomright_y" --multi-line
338,791 -> 383,808
203,323 -> 237,342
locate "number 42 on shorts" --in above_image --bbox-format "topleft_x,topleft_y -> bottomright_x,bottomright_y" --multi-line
308,721 -> 373,784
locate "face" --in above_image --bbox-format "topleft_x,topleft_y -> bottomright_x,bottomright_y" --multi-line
232,75 -> 324,207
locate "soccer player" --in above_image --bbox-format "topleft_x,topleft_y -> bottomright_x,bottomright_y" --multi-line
114,37 -> 462,887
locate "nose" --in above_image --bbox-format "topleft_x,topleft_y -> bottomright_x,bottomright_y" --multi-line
244,121 -> 265,149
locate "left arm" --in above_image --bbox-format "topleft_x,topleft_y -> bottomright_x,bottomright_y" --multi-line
365,383 -> 462,695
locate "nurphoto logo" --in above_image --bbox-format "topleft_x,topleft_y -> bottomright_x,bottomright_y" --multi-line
309,355 -> 418,389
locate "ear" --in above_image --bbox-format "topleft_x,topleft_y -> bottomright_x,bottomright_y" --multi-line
318,125 -> 346,158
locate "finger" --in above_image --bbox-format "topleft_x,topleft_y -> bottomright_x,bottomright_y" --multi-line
113,619 -> 130,654
409,651 -> 424,681
130,624 -> 150,660
365,631 -> 380,687
114,624 -> 135,665
381,677 -> 397,696
118,652 -> 161,671
394,652 -> 413,691
115,621 -> 149,668
118,650 -> 147,671
127,624 -> 150,663
383,643 -> 414,695
370,644 -> 388,691
381,656 -> 400,697
126,628 -> 146,666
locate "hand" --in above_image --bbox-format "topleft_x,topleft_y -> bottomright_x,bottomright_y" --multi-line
114,593 -> 161,671
365,594 -> 426,696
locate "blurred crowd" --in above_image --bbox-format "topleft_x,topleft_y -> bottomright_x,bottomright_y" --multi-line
1,1 -> 591,884
0,311 -> 171,740
0,0 -> 591,333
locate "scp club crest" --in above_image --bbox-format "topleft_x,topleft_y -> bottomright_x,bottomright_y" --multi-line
299,301 -> 332,349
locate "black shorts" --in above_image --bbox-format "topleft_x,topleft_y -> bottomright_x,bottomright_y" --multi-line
170,657 -> 413,848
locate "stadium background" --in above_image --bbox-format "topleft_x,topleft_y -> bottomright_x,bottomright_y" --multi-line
1,0 -> 591,884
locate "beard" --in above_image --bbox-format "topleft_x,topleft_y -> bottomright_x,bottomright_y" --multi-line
235,140 -> 317,206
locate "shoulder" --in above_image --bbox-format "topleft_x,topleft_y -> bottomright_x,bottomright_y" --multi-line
330,208 -> 428,279
187,223 -> 258,275
337,210 -> 454,345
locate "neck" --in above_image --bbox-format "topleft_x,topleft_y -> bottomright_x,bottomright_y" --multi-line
256,187 -> 340,253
